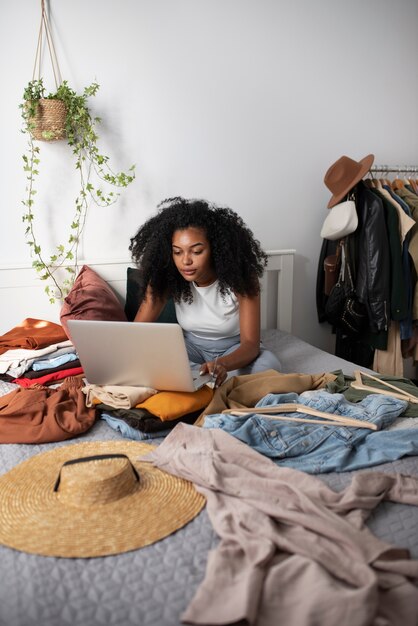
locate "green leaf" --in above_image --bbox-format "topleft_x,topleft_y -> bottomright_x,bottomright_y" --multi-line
20,77 -> 135,305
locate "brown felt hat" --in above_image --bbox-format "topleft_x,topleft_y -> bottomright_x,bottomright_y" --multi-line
0,440 -> 205,558
324,154 -> 374,208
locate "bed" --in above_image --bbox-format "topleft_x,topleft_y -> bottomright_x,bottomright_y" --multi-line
0,249 -> 417,626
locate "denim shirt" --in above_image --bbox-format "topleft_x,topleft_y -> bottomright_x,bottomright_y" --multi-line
202,391 -> 418,473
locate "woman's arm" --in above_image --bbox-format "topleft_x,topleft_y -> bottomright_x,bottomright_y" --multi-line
134,285 -> 168,322
200,293 -> 261,386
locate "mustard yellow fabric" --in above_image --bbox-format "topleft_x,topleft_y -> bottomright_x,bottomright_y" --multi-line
136,385 -> 214,421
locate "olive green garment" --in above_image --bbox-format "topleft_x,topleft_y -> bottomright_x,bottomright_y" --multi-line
326,370 -> 418,417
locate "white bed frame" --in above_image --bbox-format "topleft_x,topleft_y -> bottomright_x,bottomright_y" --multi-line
0,250 -> 295,335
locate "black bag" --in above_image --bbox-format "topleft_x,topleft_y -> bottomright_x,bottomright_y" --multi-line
323,243 -> 342,296
341,296 -> 368,334
325,240 -> 368,334
324,281 -> 347,326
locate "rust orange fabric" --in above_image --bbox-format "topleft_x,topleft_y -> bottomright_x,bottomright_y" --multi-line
0,319 -> 68,355
0,377 -> 96,443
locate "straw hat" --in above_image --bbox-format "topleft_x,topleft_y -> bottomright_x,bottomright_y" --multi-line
324,154 -> 374,208
0,440 -> 205,558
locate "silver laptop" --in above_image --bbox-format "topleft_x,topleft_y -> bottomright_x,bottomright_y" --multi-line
66,320 -> 212,392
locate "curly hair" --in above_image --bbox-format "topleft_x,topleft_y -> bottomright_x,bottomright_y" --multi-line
129,197 -> 267,304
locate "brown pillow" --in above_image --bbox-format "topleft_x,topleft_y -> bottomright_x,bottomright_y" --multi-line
60,265 -> 127,339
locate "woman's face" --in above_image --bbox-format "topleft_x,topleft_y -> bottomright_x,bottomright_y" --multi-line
172,227 -> 216,287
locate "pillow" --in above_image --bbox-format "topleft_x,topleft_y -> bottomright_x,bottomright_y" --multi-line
125,267 -> 177,324
60,265 -> 127,339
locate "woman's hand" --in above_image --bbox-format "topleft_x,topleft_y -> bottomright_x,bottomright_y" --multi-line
200,359 -> 227,389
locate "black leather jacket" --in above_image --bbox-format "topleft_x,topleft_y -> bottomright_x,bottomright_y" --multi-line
353,181 -> 390,332
316,181 -> 390,333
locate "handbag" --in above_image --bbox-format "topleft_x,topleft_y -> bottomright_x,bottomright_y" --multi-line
341,297 -> 368,334
325,240 -> 368,334
323,242 -> 342,296
324,278 -> 347,326
320,199 -> 358,241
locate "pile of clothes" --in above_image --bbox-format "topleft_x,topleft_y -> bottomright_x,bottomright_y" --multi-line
0,318 -> 94,444
84,382 -> 213,441
0,318 -> 214,444
0,318 -> 82,385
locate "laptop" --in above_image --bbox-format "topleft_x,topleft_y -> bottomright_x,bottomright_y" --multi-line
67,319 -> 213,392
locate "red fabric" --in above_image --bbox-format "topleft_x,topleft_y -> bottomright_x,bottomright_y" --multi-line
0,319 -> 68,355
12,366 -> 84,388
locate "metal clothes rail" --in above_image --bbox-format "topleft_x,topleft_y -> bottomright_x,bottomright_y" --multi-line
370,165 -> 418,174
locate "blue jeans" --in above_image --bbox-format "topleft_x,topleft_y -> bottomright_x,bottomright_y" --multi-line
202,390 -> 418,473
101,413 -> 171,441
183,332 -> 282,377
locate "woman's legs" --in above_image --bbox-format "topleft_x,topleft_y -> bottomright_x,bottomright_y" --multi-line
183,333 -> 235,366
224,345 -> 282,377
183,332 -> 281,377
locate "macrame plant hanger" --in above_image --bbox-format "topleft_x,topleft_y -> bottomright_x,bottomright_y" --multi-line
33,0 -> 62,88
30,0 -> 66,141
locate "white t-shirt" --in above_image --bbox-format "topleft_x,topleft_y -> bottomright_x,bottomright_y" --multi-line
174,280 -> 240,340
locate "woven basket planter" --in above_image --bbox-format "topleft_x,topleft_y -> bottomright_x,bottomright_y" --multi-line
29,98 -> 67,141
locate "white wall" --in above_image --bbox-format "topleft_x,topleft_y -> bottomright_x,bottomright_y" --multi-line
1,0 -> 418,349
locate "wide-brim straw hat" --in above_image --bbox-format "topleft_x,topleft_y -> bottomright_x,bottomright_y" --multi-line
0,440 -> 205,558
324,153 -> 374,208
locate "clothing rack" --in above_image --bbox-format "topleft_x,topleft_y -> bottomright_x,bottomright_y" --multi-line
370,165 -> 418,174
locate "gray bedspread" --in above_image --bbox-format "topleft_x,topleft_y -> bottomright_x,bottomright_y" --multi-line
0,330 -> 417,626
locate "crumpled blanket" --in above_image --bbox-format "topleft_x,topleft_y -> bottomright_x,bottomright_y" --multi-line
147,423 -> 418,626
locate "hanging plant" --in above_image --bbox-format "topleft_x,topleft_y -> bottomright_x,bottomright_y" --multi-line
20,1 -> 135,303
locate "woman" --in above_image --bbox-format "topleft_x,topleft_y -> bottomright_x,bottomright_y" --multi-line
129,197 -> 281,387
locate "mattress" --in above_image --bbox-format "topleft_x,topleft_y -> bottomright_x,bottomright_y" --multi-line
0,329 -> 417,626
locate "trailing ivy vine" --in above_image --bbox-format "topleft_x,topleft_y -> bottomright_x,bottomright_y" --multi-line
21,79 -> 135,302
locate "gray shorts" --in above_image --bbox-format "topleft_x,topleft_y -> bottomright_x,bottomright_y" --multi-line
183,331 -> 281,378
